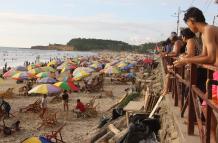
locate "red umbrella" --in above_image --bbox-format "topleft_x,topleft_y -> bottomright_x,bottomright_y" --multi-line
67,78 -> 79,92
143,58 -> 153,64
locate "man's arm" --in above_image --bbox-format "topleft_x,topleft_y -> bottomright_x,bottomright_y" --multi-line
185,39 -> 195,57
167,41 -> 181,57
185,27 -> 216,64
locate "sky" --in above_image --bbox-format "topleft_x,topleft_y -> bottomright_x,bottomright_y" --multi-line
0,0 -> 217,48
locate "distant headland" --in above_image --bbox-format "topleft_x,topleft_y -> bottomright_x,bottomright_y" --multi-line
31,38 -> 156,53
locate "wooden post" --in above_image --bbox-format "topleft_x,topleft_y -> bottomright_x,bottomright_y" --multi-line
205,69 -> 213,143
180,66 -> 185,110
174,66 -> 178,106
188,64 -> 197,135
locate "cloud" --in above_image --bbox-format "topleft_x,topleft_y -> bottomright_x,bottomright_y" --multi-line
0,12 -> 175,47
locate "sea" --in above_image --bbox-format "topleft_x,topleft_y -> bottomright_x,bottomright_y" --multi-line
0,47 -> 96,69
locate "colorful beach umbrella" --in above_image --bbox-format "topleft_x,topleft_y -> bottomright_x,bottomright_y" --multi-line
61,65 -> 77,73
28,84 -> 61,94
54,82 -> 71,90
15,66 -> 27,71
143,58 -> 153,64
121,63 -> 134,71
27,64 -> 41,71
89,62 -> 102,70
40,66 -> 55,72
37,77 -> 57,84
3,68 -> 18,78
117,61 -> 128,68
28,68 -> 42,75
73,67 -> 94,75
73,69 -> 90,81
22,136 -> 52,143
12,72 -> 31,80
47,60 -> 57,67
102,66 -> 120,74
36,72 -> 48,78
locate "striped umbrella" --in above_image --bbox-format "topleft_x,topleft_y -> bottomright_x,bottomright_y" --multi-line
117,61 -> 128,68
22,136 -> 51,143
54,82 -> 71,90
28,84 -> 61,94
73,70 -> 90,81
41,66 -> 55,72
15,66 -> 27,71
102,66 -> 120,74
37,77 -> 57,84
12,72 -> 32,80
27,64 -> 41,70
36,72 -> 49,78
3,68 -> 18,78
61,65 -> 77,73
28,68 -> 42,75
47,60 -> 57,67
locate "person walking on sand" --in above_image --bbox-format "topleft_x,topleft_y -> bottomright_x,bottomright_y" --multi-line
62,90 -> 69,111
40,94 -> 48,118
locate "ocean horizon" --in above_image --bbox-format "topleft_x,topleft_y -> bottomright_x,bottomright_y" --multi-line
0,47 -> 96,69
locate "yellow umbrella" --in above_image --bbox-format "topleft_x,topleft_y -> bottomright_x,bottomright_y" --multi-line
117,62 -> 128,68
47,60 -> 57,67
36,72 -> 49,78
28,84 -> 61,94
28,68 -> 42,75
73,70 -> 90,81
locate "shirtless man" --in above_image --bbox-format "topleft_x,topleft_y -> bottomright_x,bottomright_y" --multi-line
174,7 -> 218,66
174,7 -> 218,143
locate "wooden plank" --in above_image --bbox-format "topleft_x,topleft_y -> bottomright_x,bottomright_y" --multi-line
123,101 -> 144,112
108,124 -> 120,135
149,95 -> 163,118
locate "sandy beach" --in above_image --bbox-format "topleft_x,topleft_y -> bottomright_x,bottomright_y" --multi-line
0,53 -> 142,143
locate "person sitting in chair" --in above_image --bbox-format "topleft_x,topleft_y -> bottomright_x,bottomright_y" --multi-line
73,99 -> 86,113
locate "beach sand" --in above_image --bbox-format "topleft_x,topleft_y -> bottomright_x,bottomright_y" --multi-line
0,77 -> 130,143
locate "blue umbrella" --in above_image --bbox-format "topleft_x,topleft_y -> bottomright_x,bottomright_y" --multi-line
16,66 -> 27,71
37,77 -> 57,84
121,64 -> 134,71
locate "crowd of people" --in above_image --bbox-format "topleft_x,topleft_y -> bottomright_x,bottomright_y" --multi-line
158,7 -> 218,143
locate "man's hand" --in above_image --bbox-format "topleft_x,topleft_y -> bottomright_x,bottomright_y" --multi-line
173,57 -> 188,67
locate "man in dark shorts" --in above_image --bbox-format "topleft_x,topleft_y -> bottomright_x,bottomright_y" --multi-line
62,90 -> 69,111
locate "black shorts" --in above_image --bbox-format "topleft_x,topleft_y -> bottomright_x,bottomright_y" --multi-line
196,67 -> 207,93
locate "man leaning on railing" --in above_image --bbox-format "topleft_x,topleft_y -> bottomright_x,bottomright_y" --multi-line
160,32 -> 185,96
174,7 -> 218,143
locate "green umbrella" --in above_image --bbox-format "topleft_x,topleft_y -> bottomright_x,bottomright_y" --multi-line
54,82 -> 71,90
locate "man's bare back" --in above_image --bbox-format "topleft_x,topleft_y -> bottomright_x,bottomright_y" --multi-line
202,25 -> 218,66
